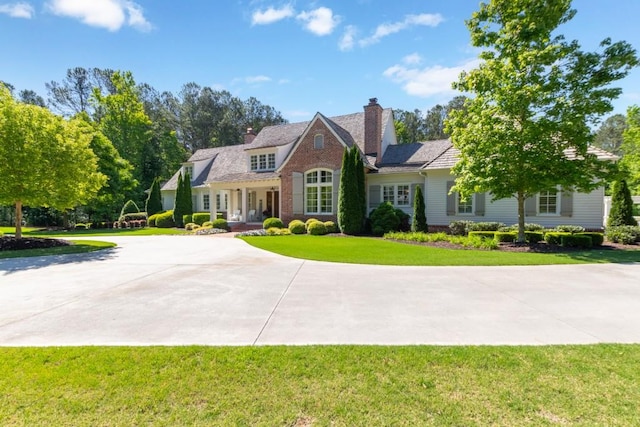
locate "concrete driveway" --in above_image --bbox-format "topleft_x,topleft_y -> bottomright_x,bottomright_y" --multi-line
1,235 -> 639,346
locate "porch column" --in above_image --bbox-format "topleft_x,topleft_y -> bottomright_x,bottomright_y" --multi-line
241,187 -> 248,222
211,187 -> 217,221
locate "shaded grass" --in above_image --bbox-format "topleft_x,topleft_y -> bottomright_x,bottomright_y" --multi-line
240,235 -> 640,266
0,240 -> 115,259
21,227 -> 188,237
0,345 -> 639,425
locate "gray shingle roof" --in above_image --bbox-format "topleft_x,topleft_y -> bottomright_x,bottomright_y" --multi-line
374,139 -> 452,173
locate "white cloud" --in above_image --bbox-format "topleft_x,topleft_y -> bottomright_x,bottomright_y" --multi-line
251,4 -> 294,25
46,0 -> 152,32
403,53 -> 423,65
245,75 -> 271,84
296,7 -> 339,36
383,58 -> 481,98
0,2 -> 34,18
360,13 -> 443,47
339,25 -> 357,51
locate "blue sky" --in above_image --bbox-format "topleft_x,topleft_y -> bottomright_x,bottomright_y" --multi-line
2,0 -> 640,123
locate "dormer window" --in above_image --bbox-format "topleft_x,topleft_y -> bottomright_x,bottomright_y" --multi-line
314,134 -> 324,149
250,153 -> 276,171
183,165 -> 193,179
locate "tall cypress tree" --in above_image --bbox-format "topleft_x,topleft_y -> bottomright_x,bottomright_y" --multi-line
411,184 -> 428,232
173,172 -> 185,227
608,179 -> 638,227
338,147 -> 360,234
183,172 -> 193,217
352,145 -> 366,233
145,177 -> 163,216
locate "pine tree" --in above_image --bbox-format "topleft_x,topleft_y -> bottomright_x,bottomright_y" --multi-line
173,172 -> 185,227
411,184 -> 428,232
145,177 -> 163,216
608,179 -> 638,227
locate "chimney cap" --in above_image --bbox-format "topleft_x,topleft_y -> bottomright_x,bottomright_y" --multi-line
368,97 -> 378,105
246,127 -> 256,135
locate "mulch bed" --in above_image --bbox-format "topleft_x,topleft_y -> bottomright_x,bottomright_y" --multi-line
386,238 -> 637,252
0,236 -> 71,251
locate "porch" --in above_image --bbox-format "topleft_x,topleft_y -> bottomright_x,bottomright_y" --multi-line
210,179 -> 281,224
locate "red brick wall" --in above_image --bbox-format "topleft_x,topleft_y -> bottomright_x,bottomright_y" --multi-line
280,119 -> 346,224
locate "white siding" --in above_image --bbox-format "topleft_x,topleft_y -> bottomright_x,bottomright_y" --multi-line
161,191 -> 175,212
380,113 -> 398,157
426,169 -> 605,229
367,172 -> 424,216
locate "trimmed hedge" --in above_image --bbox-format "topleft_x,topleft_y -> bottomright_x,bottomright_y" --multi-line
184,222 -> 200,231
183,215 -> 192,226
468,231 -> 496,240
120,212 -> 147,222
494,231 -> 516,243
211,219 -> 229,231
525,231 -> 544,244
155,210 -> 176,228
148,213 -> 162,227
307,221 -> 328,235
544,232 -> 571,245
288,220 -> 306,234
554,225 -> 585,233
266,227 -> 291,236
193,213 -> 210,225
467,222 -> 506,232
449,220 -> 474,236
561,234 -> 593,249
305,218 -> 319,227
264,217 -> 284,229
578,232 -> 604,246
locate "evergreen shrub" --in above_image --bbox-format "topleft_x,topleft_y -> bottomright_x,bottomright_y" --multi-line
307,221 -> 328,235
288,220 -> 306,234
554,225 -> 585,233
561,234 -> 593,249
468,231 -> 496,240
449,220 -> 474,236
192,213 -> 210,225
211,219 -> 229,230
305,218 -> 319,227
324,221 -> 338,233
544,232 -> 570,245
606,226 -> 639,244
183,215 -> 192,226
467,222 -> 505,232
525,231 -> 544,244
263,217 -> 284,229
494,231 -> 517,242
156,210 -> 175,228
148,213 -> 161,227
577,232 -> 604,246
369,202 -> 401,236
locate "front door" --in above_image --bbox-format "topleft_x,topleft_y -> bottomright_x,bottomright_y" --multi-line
266,191 -> 280,218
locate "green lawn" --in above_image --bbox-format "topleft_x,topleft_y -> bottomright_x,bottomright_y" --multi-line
0,240 -> 116,259
240,235 -> 640,266
0,345 -> 638,425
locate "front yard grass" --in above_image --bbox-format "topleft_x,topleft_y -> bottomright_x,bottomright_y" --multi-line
1,345 -> 639,425
0,240 -> 116,259
240,235 -> 640,266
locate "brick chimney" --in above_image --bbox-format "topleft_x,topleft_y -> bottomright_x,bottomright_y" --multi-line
364,98 -> 382,163
244,127 -> 257,144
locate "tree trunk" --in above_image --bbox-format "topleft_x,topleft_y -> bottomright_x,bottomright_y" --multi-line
15,201 -> 23,239
517,191 -> 525,243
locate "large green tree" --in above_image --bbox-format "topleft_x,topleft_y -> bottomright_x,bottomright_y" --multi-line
445,0 -> 637,242
0,85 -> 105,238
594,114 -> 627,156
621,105 -> 640,194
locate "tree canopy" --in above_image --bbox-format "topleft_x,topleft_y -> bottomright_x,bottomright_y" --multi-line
445,0 -> 638,241
621,105 -> 640,194
0,85 -> 105,237
394,96 -> 468,144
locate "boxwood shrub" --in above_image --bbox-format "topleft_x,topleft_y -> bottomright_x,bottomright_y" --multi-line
182,215 -> 192,226
525,231 -> 544,244
606,226 -> 639,245
263,217 -> 284,229
307,221 -> 328,235
155,210 -> 175,228
184,222 -> 200,231
305,218 -> 319,227
211,219 -> 229,230
192,212 -> 210,225
561,234 -> 592,249
494,231 -> 517,242
148,212 -> 162,227
288,220 -> 306,234
554,225 -> 585,233
468,231 -> 496,240
266,227 -> 292,236
544,232 -> 570,245
577,232 -> 604,246
324,221 -> 338,233
467,222 -> 505,232
449,220 -> 474,236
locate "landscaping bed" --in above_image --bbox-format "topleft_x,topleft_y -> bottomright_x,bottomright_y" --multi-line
0,236 -> 70,251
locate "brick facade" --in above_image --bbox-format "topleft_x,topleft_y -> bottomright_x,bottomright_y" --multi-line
280,117 -> 347,225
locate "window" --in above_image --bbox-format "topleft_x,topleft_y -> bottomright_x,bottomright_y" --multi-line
458,193 -> 473,214
539,190 -> 559,214
250,153 -> 276,171
203,194 -> 210,211
216,193 -> 228,211
314,134 -> 324,149
382,184 -> 410,207
183,165 -> 193,179
305,169 -> 332,214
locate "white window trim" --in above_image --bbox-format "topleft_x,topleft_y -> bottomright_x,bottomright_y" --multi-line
538,189 -> 560,216
305,168 -> 333,215
382,184 -> 411,208
457,193 -> 475,216
203,194 -> 210,211
249,152 -> 277,171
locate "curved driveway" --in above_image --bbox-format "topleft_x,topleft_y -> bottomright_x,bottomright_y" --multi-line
1,235 -> 639,346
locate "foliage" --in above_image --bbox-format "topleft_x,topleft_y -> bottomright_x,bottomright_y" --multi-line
211,218 -> 229,230
155,210 -> 176,228
467,222 -> 506,232
593,114 -> 627,156
145,177 -> 163,216
119,200 -> 140,218
555,225 -> 586,233
525,232 -> 545,244
561,234 -> 593,249
183,215 -> 192,225
147,213 -> 161,227
184,222 -> 199,231
354,145 -> 367,227
544,232 -> 572,245
468,231 -> 496,240
192,213 -> 210,225
337,147 -> 362,234
288,220 -> 306,234
495,231 -> 517,243
578,232 -> 604,246
172,172 -> 192,228
307,221 -> 328,235
608,180 -> 638,226
446,0 -> 637,242
263,217 -> 284,229
369,202 -> 401,236
621,106 -> 640,194
411,185 -> 428,232
449,220 -> 474,236
393,97 -> 468,143
266,227 -> 291,236
323,221 -> 338,233
305,218 -> 319,227
606,225 -> 640,244
0,85 -> 105,238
